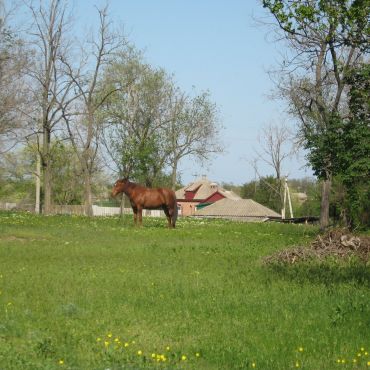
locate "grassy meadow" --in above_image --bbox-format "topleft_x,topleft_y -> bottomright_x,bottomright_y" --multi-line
0,212 -> 369,369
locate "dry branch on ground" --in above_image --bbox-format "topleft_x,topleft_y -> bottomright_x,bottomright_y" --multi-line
264,229 -> 370,265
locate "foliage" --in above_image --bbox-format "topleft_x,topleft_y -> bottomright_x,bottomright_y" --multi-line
100,50 -> 222,189
262,0 -> 369,51
1,212 -> 369,369
0,3 -> 27,150
261,0 -> 370,228
100,52 -> 173,187
0,142 -> 107,206
339,63 -> 370,228
241,177 -> 321,217
241,176 -> 285,213
165,90 -> 222,188
48,142 -> 85,205
0,149 -> 35,203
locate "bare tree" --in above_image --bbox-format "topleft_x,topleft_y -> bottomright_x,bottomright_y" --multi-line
254,122 -> 296,181
60,4 -> 127,216
252,121 -> 296,215
25,0 -> 73,214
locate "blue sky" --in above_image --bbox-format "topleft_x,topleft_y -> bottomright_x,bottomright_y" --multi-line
75,0 -> 312,185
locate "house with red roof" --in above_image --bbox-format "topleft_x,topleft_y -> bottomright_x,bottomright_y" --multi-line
176,176 -> 241,216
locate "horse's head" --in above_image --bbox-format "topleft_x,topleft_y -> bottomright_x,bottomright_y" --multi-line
112,179 -> 128,197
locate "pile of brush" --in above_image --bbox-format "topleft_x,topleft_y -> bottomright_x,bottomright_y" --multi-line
263,229 -> 370,265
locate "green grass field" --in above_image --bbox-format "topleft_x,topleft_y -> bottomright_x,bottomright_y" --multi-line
0,212 -> 369,369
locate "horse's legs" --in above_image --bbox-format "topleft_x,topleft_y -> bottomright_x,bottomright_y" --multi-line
132,207 -> 138,225
163,207 -> 172,228
170,206 -> 176,228
137,207 -> 143,226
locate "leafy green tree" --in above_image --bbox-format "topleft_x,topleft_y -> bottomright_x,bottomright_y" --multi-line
165,90 -> 222,189
0,1 -> 28,153
241,176 -> 322,217
48,142 -> 85,205
262,0 -> 369,229
339,63 -> 370,227
100,52 -> 172,187
241,176 -> 282,213
0,148 -> 34,203
101,51 -> 222,189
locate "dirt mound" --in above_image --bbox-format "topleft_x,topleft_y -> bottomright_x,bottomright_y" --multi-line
264,229 -> 370,265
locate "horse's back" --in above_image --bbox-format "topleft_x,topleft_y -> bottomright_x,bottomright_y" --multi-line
131,186 -> 176,209
157,187 -> 177,207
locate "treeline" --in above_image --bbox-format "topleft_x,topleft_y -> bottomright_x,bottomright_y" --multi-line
0,1 -> 222,215
223,176 -> 368,226
1,1 -> 369,230
261,0 -> 369,229
223,177 -> 321,218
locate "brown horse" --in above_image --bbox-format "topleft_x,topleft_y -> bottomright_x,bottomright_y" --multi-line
112,179 -> 178,228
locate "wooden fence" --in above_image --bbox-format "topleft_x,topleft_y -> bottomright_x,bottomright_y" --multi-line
1,202 -> 168,217
0,202 -> 17,210
49,205 -> 165,217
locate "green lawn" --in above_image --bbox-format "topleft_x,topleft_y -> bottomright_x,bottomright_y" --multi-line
0,212 -> 369,369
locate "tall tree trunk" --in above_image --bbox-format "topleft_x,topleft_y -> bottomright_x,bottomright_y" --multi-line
320,178 -> 331,230
35,151 -> 41,214
171,162 -> 178,190
42,125 -> 52,214
84,169 -> 93,216
83,110 -> 94,217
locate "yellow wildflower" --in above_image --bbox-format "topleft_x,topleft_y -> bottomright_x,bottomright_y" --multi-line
181,355 -> 187,361
107,333 -> 112,338
298,347 -> 304,352
58,359 -> 64,365
96,337 -> 101,342
124,342 -> 129,347
252,362 -> 256,368
341,359 -> 346,363
104,341 -> 110,347
151,353 -> 156,358
295,361 -> 300,368
196,352 -> 201,358
137,350 -> 142,356
166,346 -> 170,351
114,338 -> 119,342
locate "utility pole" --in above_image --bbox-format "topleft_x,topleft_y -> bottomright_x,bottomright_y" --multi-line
281,177 -> 294,219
